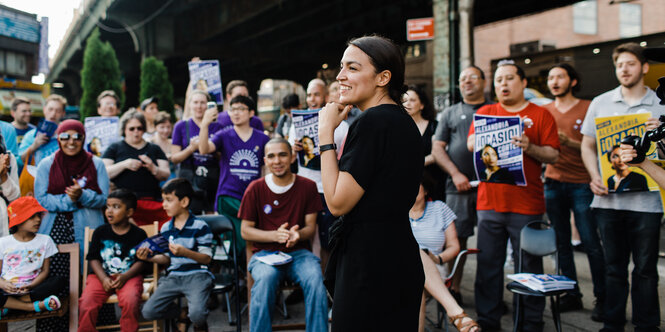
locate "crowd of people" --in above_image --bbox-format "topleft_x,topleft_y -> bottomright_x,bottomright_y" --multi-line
0,35 -> 661,332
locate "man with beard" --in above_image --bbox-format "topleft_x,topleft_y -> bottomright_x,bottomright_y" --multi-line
542,64 -> 606,319
238,138 -> 328,332
432,65 -> 489,304
467,61 -> 559,332
580,42 -> 664,332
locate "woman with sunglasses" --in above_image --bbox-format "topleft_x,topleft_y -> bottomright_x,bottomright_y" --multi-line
102,110 -> 170,226
34,120 -> 109,331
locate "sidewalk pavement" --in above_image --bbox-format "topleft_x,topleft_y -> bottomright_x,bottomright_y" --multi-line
207,230 -> 665,332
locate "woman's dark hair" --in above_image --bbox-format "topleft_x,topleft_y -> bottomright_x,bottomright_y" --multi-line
108,188 -> 138,210
8,225 -> 18,234
607,145 -> 621,163
348,35 -> 406,105
230,95 -> 256,112
421,170 -> 438,200
548,63 -> 581,94
162,178 -> 195,206
119,109 -> 147,137
282,93 -> 300,109
406,84 -> 436,122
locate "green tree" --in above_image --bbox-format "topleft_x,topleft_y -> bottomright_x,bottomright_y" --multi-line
79,28 -> 125,120
139,56 -> 174,114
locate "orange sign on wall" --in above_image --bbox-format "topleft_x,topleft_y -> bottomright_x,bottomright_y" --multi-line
407,18 -> 434,41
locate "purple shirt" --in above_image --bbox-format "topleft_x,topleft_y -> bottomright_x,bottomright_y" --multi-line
218,112 -> 264,132
212,127 -> 270,201
172,119 -> 223,167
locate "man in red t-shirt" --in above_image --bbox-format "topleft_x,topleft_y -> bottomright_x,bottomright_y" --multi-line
238,138 -> 328,332
543,63 -> 605,319
467,61 -> 560,332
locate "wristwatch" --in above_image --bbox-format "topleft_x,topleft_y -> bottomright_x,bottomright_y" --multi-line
319,143 -> 337,153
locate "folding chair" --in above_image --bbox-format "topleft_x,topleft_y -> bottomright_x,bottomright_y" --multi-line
506,220 -> 566,332
83,222 -> 160,331
0,243 -> 80,332
196,214 -> 242,331
426,248 -> 480,331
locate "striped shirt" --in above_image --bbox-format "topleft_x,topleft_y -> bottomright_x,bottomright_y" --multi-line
409,201 -> 456,255
160,214 -> 213,276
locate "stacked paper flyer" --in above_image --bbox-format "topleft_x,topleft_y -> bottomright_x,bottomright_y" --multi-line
254,251 -> 293,266
508,273 -> 576,292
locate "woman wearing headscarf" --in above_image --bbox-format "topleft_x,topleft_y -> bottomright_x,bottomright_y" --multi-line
35,119 -> 109,331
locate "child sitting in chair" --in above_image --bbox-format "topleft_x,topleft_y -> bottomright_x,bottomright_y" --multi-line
78,189 -> 148,331
0,196 -> 64,317
139,178 -> 213,332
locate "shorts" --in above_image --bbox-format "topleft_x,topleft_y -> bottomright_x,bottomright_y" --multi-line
445,192 -> 477,238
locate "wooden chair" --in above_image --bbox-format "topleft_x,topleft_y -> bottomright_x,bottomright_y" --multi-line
83,222 -> 160,332
0,243 -> 80,332
245,241 -> 307,331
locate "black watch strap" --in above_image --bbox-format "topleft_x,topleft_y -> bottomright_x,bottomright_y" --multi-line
319,143 -> 337,152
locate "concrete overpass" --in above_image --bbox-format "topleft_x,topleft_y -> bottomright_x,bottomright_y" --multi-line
47,0 -> 581,110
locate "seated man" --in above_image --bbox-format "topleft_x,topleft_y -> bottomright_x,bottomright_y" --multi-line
238,138 -> 328,332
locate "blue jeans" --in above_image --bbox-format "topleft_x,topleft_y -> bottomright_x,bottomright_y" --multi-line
594,208 -> 661,332
248,249 -> 328,332
544,180 -> 605,299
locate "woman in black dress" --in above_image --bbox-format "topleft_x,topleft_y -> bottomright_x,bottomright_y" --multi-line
319,35 -> 425,331
404,84 -> 447,201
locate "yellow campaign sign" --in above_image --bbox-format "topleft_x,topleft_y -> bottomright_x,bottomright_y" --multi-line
594,113 -> 659,193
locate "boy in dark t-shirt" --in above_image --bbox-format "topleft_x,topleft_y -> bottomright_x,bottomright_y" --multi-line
78,189 -> 147,332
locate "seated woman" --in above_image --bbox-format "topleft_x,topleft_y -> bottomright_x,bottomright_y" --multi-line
102,110 -> 170,227
409,174 -> 479,332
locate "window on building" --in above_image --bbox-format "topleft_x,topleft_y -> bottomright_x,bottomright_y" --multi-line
619,3 -> 641,38
5,52 -> 26,77
573,0 -> 597,35
405,42 -> 426,59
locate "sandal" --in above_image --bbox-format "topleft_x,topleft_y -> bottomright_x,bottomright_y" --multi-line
33,295 -> 61,312
449,311 -> 481,332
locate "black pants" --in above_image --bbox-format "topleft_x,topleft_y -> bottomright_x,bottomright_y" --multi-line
475,210 -> 545,332
0,275 -> 66,307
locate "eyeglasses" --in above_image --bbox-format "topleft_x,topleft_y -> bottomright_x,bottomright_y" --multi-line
58,133 -> 84,141
230,106 -> 249,112
102,102 -> 116,107
127,126 -> 144,132
459,74 -> 480,82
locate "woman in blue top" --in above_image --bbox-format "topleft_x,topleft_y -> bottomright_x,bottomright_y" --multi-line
409,174 -> 479,332
35,120 -> 108,331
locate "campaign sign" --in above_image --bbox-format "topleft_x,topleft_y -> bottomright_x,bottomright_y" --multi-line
292,109 -> 320,170
594,113 -> 658,193
188,60 -> 224,105
84,116 -> 120,157
473,114 -> 526,186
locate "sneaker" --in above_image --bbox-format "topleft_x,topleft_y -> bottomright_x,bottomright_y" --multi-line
591,299 -> 605,322
558,295 -> 583,312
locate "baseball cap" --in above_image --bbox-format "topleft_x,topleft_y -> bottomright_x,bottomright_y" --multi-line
8,196 -> 47,228
140,97 -> 159,110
